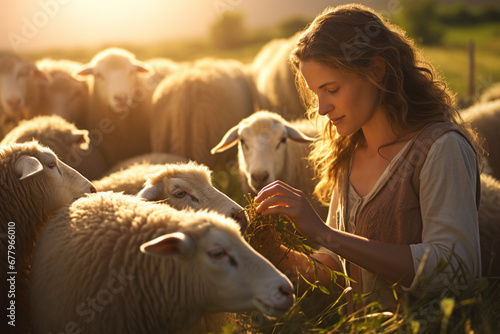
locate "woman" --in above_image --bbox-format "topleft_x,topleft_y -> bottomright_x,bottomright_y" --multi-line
254,4 -> 483,310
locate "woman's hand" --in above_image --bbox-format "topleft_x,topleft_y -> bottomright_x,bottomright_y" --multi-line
254,181 -> 329,244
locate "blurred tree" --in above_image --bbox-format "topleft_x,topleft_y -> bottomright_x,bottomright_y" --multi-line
278,15 -> 311,37
394,0 -> 444,45
210,11 -> 247,49
438,3 -> 500,25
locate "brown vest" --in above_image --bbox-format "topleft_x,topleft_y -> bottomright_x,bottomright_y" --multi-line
337,122 -> 480,311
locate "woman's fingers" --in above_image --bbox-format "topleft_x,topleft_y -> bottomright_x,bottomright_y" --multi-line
255,194 -> 297,215
252,180 -> 327,243
254,180 -> 302,204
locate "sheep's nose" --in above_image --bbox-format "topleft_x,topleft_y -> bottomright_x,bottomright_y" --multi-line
232,210 -> 249,233
90,185 -> 97,193
113,93 -> 129,106
268,282 -> 295,314
251,172 -> 269,185
279,284 -> 294,298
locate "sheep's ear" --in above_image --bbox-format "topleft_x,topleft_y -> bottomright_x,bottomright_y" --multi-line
285,125 -> 316,143
68,129 -> 90,151
13,155 -> 44,180
37,71 -> 53,85
74,66 -> 94,77
140,232 -> 195,258
137,183 -> 162,201
30,65 -> 50,82
211,125 -> 240,154
133,61 -> 151,73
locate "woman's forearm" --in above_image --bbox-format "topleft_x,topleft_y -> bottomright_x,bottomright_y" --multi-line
318,228 -> 415,287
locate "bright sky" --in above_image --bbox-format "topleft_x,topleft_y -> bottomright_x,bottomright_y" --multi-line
0,0 -> 388,53
1,0 -> 218,52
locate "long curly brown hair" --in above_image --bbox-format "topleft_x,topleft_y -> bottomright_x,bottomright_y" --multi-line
290,3 -> 483,205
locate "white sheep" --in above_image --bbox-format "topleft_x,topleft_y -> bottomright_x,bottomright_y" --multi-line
250,34 -> 306,121
479,82 -> 500,103
0,141 -> 96,334
0,52 -> 48,139
75,47 -> 153,167
211,110 -> 328,219
478,173 -> 500,277
137,161 -> 248,227
35,58 -> 89,125
93,161 -> 248,228
30,192 -> 295,334
461,99 -> 500,180
151,57 -> 258,171
0,115 -> 109,180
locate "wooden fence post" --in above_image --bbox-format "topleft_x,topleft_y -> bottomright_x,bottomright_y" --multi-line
468,39 -> 475,104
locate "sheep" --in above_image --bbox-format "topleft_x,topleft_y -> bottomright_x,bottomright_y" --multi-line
151,57 -> 258,171
0,115 -> 109,180
137,161 -> 248,227
461,99 -> 500,180
93,161 -> 248,228
0,141 -> 96,334
479,82 -> 500,103
211,110 -> 328,219
35,58 -> 89,126
0,52 -> 48,139
30,192 -> 295,334
75,47 -> 153,167
478,173 -> 500,277
250,33 -> 306,121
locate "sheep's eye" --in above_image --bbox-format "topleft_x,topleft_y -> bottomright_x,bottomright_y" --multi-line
240,139 -> 248,149
46,161 -> 56,169
207,248 -> 226,259
276,137 -> 286,149
174,190 -> 186,198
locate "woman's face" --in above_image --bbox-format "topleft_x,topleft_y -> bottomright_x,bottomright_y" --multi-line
299,60 -> 381,136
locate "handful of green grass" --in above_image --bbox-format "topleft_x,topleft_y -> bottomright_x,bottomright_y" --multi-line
242,195 -> 316,258
242,195 -> 347,295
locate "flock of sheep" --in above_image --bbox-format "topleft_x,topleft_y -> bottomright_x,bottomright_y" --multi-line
0,32 -> 499,333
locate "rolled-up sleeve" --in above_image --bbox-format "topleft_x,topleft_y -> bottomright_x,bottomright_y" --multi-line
404,131 -> 481,293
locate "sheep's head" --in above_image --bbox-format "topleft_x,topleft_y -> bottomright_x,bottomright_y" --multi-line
0,53 -> 48,116
140,211 -> 295,316
2,141 -> 96,215
211,111 -> 315,193
74,48 -> 150,113
137,162 -> 248,229
1,115 -> 90,163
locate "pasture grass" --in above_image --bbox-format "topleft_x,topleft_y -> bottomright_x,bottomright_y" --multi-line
422,22 -> 500,106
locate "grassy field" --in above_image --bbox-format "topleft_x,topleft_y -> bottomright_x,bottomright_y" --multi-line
422,22 -> 500,106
